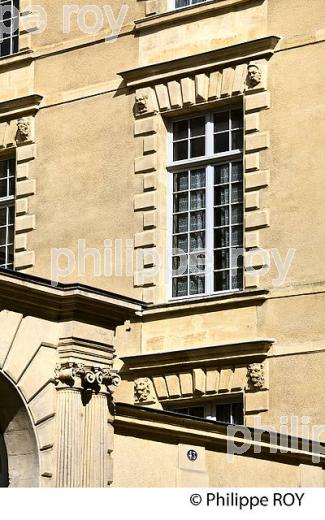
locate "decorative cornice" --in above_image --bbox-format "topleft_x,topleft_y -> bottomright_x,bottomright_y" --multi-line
119,36 -> 280,88
0,269 -> 143,328
115,403 -> 325,466
0,94 -> 43,120
121,339 -> 274,373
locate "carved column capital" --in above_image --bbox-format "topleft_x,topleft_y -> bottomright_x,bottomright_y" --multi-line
54,362 -> 121,395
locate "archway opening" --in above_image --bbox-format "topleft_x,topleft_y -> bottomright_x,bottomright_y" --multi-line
0,373 -> 39,487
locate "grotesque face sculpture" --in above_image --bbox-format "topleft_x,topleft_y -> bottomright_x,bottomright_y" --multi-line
247,64 -> 262,87
247,363 -> 265,389
16,118 -> 30,141
135,93 -> 148,115
134,377 -> 151,402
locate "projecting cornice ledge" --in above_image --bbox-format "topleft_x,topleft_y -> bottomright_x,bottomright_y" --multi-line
0,269 -> 143,328
0,94 -> 43,120
119,36 -> 280,88
120,339 -> 274,374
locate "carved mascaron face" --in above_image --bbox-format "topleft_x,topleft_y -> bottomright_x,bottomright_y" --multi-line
134,377 -> 151,401
17,118 -> 30,140
135,94 -> 148,114
248,363 -> 265,388
247,65 -> 262,86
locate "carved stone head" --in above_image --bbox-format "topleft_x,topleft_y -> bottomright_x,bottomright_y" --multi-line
247,363 -> 265,389
247,64 -> 262,87
134,377 -> 155,403
135,92 -> 148,115
16,118 -> 30,141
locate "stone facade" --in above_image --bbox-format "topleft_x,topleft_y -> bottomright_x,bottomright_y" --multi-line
0,0 -> 324,487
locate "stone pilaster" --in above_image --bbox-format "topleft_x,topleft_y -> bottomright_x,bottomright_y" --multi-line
54,337 -> 121,487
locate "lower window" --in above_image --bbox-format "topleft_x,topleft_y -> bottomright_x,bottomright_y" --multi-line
168,397 -> 244,425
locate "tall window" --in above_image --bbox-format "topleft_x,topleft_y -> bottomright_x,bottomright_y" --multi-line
0,0 -> 19,58
169,108 -> 244,298
0,158 -> 15,269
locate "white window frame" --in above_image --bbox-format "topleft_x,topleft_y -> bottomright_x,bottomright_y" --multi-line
167,108 -> 244,301
0,0 -> 20,58
168,0 -> 208,12
0,157 -> 16,270
167,395 -> 244,425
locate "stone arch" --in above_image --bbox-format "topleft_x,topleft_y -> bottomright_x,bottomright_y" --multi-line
0,372 -> 39,487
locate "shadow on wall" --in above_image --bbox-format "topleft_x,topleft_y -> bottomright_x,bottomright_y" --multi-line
0,374 -> 39,487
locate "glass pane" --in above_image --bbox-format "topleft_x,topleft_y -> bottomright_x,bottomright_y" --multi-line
0,37 -> 11,57
231,247 -> 244,268
175,0 -> 189,8
8,206 -> 15,223
189,252 -> 205,273
9,176 -> 15,196
173,141 -> 188,161
173,234 -> 188,252
231,183 -> 243,203
214,133 -> 229,154
7,225 -> 14,245
214,186 -> 229,206
190,137 -> 205,158
231,204 -> 243,224
174,172 -> 188,192
190,117 -> 205,137
0,207 -> 6,224
214,164 -> 229,184
214,207 -> 229,226
174,193 -> 188,212
215,404 -> 231,423
231,162 -> 243,181
231,225 -> 243,247
0,227 -> 6,245
172,256 -> 188,276
188,406 -> 205,418
231,129 -> 243,150
214,112 -> 229,132
231,402 -> 244,425
189,275 -> 205,295
214,270 -> 230,291
190,231 -> 205,250
231,109 -> 243,129
190,189 -> 205,210
172,277 -> 188,297
173,214 -> 188,233
190,169 -> 205,189
214,228 -> 229,248
214,249 -> 229,270
173,120 -> 188,140
0,179 -> 7,198
0,245 -> 6,265
231,269 -> 243,290
190,211 -> 205,231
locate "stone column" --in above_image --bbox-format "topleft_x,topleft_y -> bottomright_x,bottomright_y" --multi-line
54,361 -> 120,488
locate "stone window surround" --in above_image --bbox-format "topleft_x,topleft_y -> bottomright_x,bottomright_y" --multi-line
121,339 -> 272,424
120,36 -> 279,304
0,93 -> 43,271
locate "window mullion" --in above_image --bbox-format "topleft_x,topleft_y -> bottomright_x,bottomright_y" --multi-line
206,164 -> 214,295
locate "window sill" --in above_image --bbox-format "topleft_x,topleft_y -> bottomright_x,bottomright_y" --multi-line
142,287 -> 268,317
0,49 -> 33,70
135,0 -> 263,32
